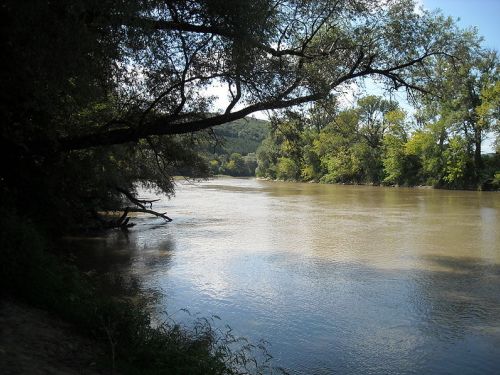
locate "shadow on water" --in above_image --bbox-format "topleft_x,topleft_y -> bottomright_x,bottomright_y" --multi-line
63,228 -> 176,273
191,251 -> 500,375
402,255 -> 500,375
412,255 -> 500,337
63,234 -> 135,273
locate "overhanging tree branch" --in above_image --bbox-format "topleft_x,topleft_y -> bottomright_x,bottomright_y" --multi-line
58,50 -> 444,152
116,188 -> 172,225
126,207 -> 172,222
28,1 -> 468,155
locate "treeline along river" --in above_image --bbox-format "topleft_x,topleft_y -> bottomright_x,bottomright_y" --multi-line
72,178 -> 500,374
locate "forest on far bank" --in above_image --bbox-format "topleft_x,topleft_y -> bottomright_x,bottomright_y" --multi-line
214,85 -> 500,190
212,41 -> 500,190
255,91 -> 500,190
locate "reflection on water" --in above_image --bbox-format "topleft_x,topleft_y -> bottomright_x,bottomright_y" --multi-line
71,178 -> 500,374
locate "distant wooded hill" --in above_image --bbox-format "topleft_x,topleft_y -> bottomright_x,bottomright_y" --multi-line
198,117 -> 270,176
210,117 -> 270,155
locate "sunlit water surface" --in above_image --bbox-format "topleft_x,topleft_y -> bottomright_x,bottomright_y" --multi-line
72,178 -> 500,374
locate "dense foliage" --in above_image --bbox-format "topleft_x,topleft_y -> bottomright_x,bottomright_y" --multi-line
257,92 -> 500,189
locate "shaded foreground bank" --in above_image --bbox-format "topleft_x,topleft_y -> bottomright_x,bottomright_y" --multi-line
0,300 -> 105,374
0,211 -> 281,375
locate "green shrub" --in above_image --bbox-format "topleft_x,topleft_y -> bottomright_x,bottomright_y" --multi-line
276,157 -> 299,181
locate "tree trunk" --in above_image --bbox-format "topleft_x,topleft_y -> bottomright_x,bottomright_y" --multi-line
474,128 -> 483,185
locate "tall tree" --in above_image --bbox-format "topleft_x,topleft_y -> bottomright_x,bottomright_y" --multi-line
356,96 -> 399,149
418,46 -> 499,186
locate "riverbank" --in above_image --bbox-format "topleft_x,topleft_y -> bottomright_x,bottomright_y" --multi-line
254,176 -> 499,191
206,174 -> 498,191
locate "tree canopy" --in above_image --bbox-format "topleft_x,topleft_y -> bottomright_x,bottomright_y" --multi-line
257,87 -> 500,189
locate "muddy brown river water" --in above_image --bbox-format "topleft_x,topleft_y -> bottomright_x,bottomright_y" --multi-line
72,178 -> 500,374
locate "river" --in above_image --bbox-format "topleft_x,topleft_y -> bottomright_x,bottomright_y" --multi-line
72,177 -> 500,374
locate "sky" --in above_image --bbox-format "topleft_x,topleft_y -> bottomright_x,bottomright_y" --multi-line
423,0 -> 500,52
